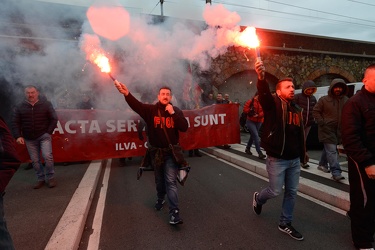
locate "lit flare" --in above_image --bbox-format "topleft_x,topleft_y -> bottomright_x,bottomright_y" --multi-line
89,51 -> 111,73
236,27 -> 261,61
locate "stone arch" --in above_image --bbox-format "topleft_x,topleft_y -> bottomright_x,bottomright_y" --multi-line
306,66 -> 356,83
215,61 -> 288,87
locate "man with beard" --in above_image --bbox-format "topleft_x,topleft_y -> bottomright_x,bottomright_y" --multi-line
252,60 -> 306,241
115,82 -> 188,225
313,79 -> 348,181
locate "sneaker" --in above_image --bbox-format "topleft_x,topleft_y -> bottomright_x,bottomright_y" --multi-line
154,199 -> 165,211
169,209 -> 183,225
332,175 -> 345,182
278,223 -> 304,241
33,180 -> 45,189
48,178 -> 57,188
258,152 -> 266,159
301,163 -> 309,169
245,148 -> 252,155
253,192 -> 262,215
317,165 -> 330,173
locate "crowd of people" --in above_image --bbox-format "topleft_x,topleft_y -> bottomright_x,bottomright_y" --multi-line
2,61 -> 375,248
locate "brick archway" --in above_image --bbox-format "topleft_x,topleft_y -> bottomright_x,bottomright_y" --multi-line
305,66 -> 356,83
214,61 -> 287,87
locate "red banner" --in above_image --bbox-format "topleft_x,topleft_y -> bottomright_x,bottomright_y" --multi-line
16,104 -> 240,162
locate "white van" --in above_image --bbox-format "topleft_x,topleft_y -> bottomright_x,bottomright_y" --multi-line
295,82 -> 363,101
295,82 -> 364,150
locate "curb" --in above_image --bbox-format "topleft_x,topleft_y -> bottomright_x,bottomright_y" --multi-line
45,160 -> 103,250
204,146 -> 350,212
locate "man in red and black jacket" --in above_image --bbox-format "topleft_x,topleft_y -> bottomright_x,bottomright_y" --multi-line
115,82 -> 188,225
0,115 -> 21,249
252,60 -> 306,241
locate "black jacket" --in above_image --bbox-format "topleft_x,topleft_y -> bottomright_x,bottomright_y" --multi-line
0,116 -> 20,193
257,79 -> 306,162
12,99 -> 58,140
342,86 -> 375,169
294,81 -> 317,127
125,93 -> 188,148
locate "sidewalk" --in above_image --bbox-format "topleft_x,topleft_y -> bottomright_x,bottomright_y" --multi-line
202,143 -> 349,213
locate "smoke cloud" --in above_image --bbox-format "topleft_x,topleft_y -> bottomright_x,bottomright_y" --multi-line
0,0 -> 249,123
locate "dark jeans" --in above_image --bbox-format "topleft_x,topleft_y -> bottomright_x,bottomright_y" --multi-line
154,154 -> 179,212
0,194 -> 15,250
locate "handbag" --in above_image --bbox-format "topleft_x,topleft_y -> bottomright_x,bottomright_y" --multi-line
158,109 -> 190,186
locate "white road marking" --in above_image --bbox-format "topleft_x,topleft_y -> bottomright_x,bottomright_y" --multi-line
87,159 -> 112,250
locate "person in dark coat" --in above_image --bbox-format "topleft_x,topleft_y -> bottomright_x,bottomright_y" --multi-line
294,80 -> 317,168
12,85 -> 58,189
252,60 -> 306,241
0,115 -> 21,249
341,64 -> 375,250
313,79 -> 348,181
114,81 -> 188,225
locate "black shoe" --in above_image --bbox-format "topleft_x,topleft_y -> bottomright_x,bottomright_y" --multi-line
154,199 -> 165,211
258,152 -> 266,159
253,192 -> 262,215
169,209 -> 183,225
245,148 -> 253,155
278,223 -> 304,241
33,181 -> 45,189
223,145 -> 231,149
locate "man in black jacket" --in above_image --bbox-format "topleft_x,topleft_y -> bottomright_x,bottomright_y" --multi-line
12,85 -> 58,189
115,81 -> 188,225
0,115 -> 21,249
294,80 -> 317,168
252,60 -> 306,241
342,64 -> 375,250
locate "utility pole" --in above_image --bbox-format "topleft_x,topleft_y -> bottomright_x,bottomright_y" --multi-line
160,0 -> 164,17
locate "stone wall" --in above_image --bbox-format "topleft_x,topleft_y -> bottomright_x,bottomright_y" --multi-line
204,45 -> 375,111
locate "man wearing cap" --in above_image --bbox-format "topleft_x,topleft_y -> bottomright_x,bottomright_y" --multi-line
294,80 -> 317,168
313,78 -> 348,181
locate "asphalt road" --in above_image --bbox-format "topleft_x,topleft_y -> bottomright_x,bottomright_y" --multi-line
4,131 -> 351,249
79,154 -> 353,250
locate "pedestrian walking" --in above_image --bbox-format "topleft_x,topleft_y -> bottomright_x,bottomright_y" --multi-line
252,60 -> 306,241
312,79 -> 348,181
114,82 -> 188,225
12,85 -> 58,189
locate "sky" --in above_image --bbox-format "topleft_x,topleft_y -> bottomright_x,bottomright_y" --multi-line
37,0 -> 375,43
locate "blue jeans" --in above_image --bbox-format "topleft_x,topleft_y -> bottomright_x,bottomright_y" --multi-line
0,194 -> 15,250
319,143 -> 342,176
257,156 -> 300,225
154,154 -> 179,212
246,119 -> 262,153
25,133 -> 55,181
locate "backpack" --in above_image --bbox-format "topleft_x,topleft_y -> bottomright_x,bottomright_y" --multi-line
243,98 -> 256,117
